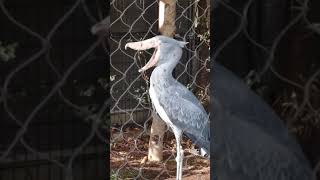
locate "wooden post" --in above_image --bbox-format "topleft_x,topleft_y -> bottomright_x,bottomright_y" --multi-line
158,0 -> 176,36
147,0 -> 176,162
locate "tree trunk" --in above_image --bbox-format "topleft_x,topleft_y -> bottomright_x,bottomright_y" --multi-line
148,111 -> 166,161
147,0 -> 176,162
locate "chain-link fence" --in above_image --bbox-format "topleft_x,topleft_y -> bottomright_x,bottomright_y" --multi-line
110,0 -> 320,179
213,0 -> 320,179
110,0 -> 210,179
0,0 -> 108,179
2,0 -> 320,179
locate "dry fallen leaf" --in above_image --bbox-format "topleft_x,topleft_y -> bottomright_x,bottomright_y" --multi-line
140,156 -> 148,164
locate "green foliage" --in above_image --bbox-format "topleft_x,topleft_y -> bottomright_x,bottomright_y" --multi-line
110,173 -> 117,180
194,1 -> 210,45
193,1 -> 210,107
110,169 -> 139,179
0,41 -> 18,62
194,15 -> 210,45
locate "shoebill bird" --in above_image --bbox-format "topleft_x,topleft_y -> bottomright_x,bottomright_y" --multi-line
125,35 -> 313,180
125,36 -> 210,180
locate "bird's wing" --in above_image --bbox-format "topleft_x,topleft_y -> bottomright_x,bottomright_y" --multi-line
157,85 -> 210,149
168,81 -> 203,105
213,99 -> 313,179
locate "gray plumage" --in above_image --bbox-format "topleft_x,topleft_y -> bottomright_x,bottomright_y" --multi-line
151,65 -> 210,152
125,35 -> 313,180
126,36 -> 209,180
212,62 -> 313,180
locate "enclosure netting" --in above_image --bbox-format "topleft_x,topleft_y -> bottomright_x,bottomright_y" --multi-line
110,0 -> 210,179
0,0 -> 108,179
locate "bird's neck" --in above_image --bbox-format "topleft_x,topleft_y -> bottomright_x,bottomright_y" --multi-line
150,62 -> 177,87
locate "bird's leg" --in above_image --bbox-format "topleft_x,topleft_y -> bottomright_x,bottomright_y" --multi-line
174,131 -> 183,180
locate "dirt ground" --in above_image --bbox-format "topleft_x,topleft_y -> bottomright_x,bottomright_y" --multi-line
110,127 -> 210,180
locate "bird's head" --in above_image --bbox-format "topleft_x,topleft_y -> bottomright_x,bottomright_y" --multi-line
125,36 -> 188,72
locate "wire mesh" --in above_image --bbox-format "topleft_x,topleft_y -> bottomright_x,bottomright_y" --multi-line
213,0 -> 320,179
0,0 -> 108,180
110,0 -> 320,179
1,0 -> 320,179
110,0 -> 210,179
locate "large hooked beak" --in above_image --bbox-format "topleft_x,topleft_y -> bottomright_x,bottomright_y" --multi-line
125,38 -> 160,72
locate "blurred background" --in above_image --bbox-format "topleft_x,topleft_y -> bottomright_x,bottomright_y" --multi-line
0,0 -> 108,179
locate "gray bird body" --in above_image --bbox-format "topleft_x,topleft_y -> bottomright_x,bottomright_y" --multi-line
212,62 -> 313,179
126,36 -> 210,180
126,35 -> 313,180
149,64 -> 210,152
